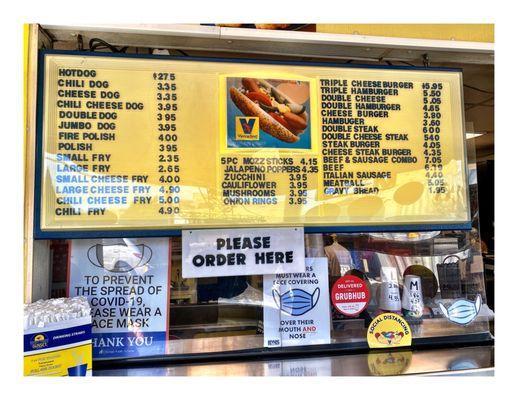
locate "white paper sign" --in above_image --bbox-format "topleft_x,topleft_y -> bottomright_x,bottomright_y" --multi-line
263,257 -> 331,348
68,238 -> 170,359
182,227 -> 305,278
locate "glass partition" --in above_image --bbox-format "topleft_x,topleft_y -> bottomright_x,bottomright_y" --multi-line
47,227 -> 491,360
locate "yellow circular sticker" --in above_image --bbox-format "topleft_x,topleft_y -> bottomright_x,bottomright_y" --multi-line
367,313 -> 412,348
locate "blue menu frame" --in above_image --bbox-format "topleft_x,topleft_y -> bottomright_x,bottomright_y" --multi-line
34,50 -> 472,239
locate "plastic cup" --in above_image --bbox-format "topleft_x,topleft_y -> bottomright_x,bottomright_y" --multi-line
379,267 -> 401,312
402,275 -> 424,318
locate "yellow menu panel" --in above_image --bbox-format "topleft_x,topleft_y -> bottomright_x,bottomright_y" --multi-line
39,53 -> 469,232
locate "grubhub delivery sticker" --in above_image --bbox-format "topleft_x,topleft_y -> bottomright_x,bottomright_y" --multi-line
331,275 -> 370,317
367,313 -> 412,349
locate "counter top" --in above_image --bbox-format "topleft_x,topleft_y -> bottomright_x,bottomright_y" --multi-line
93,345 -> 494,376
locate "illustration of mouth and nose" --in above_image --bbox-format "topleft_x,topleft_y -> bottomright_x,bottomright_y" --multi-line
87,244 -> 153,273
375,331 -> 405,345
438,294 -> 482,325
272,288 -> 320,316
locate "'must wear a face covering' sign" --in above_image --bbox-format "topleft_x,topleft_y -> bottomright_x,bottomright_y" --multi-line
263,257 -> 331,347
69,238 -> 170,359
182,227 -> 305,278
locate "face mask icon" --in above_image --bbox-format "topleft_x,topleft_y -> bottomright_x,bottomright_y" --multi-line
438,294 -> 482,325
87,244 -> 153,273
272,288 -> 320,316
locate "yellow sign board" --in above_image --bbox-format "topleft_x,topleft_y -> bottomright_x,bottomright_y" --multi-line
37,53 -> 469,234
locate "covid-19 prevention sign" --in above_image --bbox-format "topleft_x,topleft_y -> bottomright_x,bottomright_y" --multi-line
263,257 -> 331,348
68,238 -> 170,359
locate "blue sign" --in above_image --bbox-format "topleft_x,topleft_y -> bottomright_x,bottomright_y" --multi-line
69,238 -> 170,359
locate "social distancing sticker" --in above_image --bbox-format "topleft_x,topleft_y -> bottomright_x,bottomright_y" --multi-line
367,313 -> 412,348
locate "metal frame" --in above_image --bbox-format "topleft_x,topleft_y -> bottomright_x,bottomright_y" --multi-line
93,332 -> 493,369
41,24 -> 494,65
24,25 -> 53,302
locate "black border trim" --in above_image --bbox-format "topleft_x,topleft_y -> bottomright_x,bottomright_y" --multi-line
93,332 -> 493,370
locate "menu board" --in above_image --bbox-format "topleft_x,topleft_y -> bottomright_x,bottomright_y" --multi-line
37,53 -> 469,234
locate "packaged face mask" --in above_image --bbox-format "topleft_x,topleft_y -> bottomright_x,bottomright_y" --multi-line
438,294 -> 482,325
272,288 -> 320,316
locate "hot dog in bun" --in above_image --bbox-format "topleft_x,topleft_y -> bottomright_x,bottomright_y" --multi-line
230,78 -> 309,143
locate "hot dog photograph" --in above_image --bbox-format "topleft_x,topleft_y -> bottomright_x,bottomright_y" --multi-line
226,77 -> 312,149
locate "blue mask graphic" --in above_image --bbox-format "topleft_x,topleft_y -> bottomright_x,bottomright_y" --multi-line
272,288 -> 320,316
438,294 -> 482,325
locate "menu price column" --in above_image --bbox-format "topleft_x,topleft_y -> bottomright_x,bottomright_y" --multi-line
421,82 -> 446,194
288,157 -> 318,205
154,72 -> 181,216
